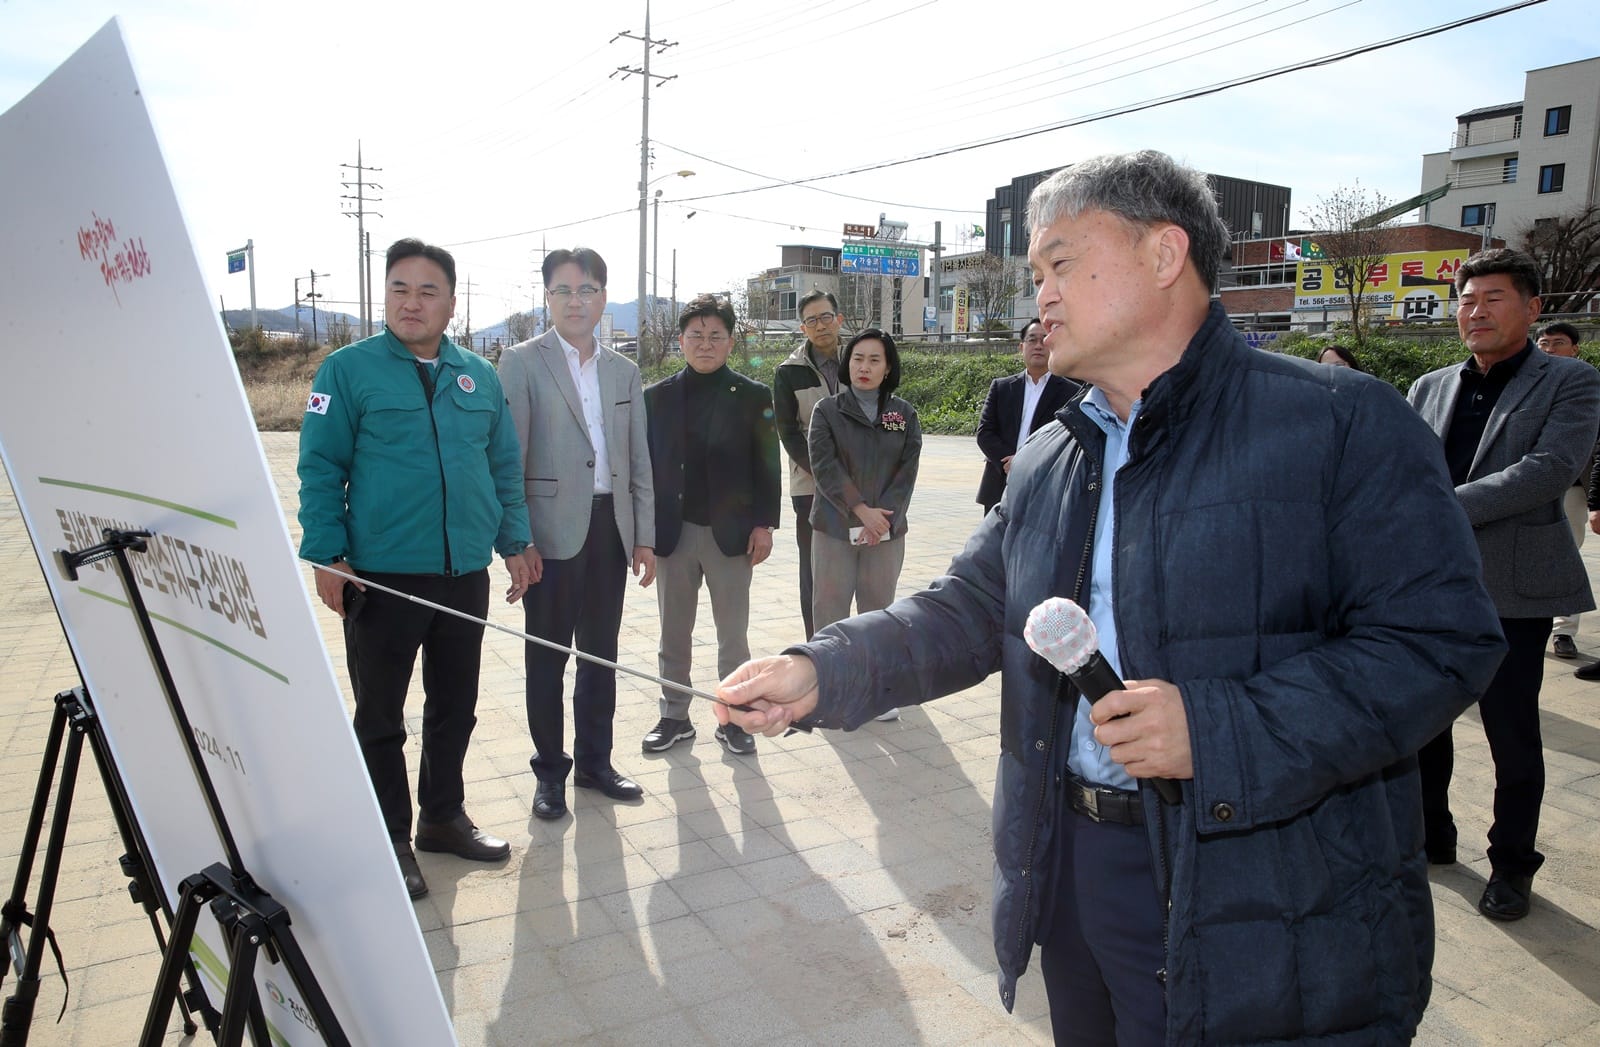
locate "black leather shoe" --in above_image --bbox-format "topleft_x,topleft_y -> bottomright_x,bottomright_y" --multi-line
532,779 -> 567,820
1478,872 -> 1533,921
643,717 -> 695,753
415,811 -> 510,862
574,767 -> 644,801
715,723 -> 756,756
1576,660 -> 1600,681
1425,842 -> 1457,866
395,845 -> 428,900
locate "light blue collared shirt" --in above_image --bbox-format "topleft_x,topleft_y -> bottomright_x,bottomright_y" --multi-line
1067,387 -> 1139,790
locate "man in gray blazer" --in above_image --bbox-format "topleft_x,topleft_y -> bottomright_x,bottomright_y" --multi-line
1407,248 -> 1600,921
498,247 -> 656,820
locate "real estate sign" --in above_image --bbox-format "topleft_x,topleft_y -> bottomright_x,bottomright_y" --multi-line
1294,249 -> 1471,320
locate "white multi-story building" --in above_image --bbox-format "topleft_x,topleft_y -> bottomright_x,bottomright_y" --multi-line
1418,56 -> 1600,243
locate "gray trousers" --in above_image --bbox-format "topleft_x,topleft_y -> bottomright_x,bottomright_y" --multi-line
1555,484 -> 1588,637
812,529 -> 905,632
656,522 -> 754,719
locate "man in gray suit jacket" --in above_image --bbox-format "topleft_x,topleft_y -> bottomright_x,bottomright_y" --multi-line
1407,248 -> 1600,921
498,248 -> 656,820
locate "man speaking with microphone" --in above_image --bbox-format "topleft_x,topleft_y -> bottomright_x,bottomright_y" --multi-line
716,151 -> 1503,1044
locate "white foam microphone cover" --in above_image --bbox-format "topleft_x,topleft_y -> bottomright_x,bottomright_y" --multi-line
1023,596 -> 1098,674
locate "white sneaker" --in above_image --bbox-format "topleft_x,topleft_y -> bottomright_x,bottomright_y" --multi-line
874,707 -> 900,722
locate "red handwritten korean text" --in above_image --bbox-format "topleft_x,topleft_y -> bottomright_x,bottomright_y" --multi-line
76,212 -> 152,305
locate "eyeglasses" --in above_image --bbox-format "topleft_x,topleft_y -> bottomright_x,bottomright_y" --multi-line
548,285 -> 603,304
801,312 -> 837,327
681,333 -> 730,347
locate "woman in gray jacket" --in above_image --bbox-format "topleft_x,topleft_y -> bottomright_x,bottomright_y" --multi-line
808,329 -> 922,661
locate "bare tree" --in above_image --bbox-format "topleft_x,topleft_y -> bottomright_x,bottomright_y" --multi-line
504,309 -> 539,344
640,298 -> 679,365
964,253 -> 1023,341
838,272 -> 879,333
1303,181 -> 1400,348
1521,204 -> 1600,315
326,315 -> 355,349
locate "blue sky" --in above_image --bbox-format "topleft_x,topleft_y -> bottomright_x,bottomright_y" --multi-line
3,0 -> 1596,327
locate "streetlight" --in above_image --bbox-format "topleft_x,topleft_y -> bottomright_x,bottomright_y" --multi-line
639,169 -> 693,358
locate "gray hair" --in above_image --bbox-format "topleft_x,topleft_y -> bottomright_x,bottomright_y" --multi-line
1026,150 -> 1230,290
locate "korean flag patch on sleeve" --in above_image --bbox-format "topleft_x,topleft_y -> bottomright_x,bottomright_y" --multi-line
306,392 -> 332,415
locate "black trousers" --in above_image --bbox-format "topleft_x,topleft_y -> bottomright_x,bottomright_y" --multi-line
344,569 -> 488,843
1039,808 -> 1166,1046
792,494 -> 815,640
1419,615 -> 1548,877
524,495 -> 627,783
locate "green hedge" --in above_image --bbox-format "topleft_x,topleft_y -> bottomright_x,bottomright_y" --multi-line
628,329 -> 1600,436
644,340 -> 1020,435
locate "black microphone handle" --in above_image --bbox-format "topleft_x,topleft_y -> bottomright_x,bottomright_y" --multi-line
1066,651 -> 1124,703
1066,653 -> 1183,806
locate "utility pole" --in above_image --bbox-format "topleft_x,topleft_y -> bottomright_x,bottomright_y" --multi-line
652,191 -> 661,348
463,276 -> 473,349
305,269 -> 329,344
930,221 -> 944,341
341,142 -> 383,337
612,1 -> 677,360
537,236 -> 547,334
364,229 -> 375,334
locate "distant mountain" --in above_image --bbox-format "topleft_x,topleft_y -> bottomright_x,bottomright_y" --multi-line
223,299 -> 657,343
222,305 -> 360,336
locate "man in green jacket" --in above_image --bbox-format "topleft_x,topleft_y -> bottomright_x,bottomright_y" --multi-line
298,238 -> 532,900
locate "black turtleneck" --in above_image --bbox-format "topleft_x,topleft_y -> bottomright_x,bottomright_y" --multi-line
1444,341 -> 1532,486
682,365 -> 728,524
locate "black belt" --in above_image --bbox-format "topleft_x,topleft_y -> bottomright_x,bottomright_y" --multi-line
1067,775 -> 1144,826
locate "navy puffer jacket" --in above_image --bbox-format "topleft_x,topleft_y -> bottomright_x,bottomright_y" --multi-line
797,303 -> 1505,1044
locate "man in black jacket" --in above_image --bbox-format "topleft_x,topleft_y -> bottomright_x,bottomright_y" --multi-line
642,295 -> 782,755
975,318 -> 1079,513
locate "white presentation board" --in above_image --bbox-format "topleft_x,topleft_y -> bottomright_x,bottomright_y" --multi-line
0,20 -> 455,1045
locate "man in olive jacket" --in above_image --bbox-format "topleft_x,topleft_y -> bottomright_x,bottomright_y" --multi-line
716,152 -> 1504,1044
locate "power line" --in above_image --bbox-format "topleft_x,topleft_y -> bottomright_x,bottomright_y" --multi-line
339,142 -> 382,337
653,139 -> 983,214
672,1 -> 1547,206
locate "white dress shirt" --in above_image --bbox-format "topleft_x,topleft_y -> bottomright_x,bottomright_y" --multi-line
556,330 -> 612,494
1015,371 -> 1050,456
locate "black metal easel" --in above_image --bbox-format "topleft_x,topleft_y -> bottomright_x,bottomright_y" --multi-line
42,528 -> 350,1047
0,684 -> 215,1045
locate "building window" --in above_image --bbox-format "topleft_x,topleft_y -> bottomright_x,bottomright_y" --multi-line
779,291 -> 797,314
822,257 -> 834,270
1461,204 -> 1491,227
1545,105 -> 1571,136
1539,164 -> 1566,194
1503,157 -> 1518,183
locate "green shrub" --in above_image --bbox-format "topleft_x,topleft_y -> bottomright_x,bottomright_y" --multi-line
643,345 -> 1018,435
1272,331 -> 1467,392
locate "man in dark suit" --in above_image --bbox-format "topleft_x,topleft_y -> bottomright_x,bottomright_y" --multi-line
975,318 -> 1078,513
497,247 -> 656,820
640,295 -> 782,756
1408,248 -> 1600,921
